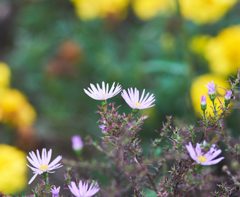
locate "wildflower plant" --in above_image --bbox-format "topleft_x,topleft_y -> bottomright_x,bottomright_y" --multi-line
4,71 -> 240,196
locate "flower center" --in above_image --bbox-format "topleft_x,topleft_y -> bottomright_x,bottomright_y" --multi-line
104,93 -> 107,98
197,155 -> 207,163
40,164 -> 49,171
135,102 -> 140,108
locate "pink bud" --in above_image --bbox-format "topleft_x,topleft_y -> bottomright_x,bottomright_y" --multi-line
72,135 -> 83,150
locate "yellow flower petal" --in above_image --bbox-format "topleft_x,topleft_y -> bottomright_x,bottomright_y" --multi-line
0,144 -> 27,194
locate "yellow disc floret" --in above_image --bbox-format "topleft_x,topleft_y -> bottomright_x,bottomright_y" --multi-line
135,102 -> 141,108
197,155 -> 207,163
40,165 -> 49,171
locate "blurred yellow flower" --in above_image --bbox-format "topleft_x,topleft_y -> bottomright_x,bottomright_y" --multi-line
0,62 -> 11,89
0,89 -> 36,129
179,0 -> 237,24
132,0 -> 175,20
189,35 -> 210,54
205,25 -> 240,77
70,0 -> 129,20
0,144 -> 27,194
190,74 -> 229,117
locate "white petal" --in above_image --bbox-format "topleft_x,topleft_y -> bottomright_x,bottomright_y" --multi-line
28,173 -> 39,185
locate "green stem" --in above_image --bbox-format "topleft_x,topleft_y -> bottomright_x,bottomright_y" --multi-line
43,172 -> 50,192
131,109 -> 139,117
212,100 -> 217,120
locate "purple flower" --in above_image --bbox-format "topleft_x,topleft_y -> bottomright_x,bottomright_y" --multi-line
72,135 -> 83,151
84,81 -> 121,100
225,90 -> 232,100
99,120 -> 107,133
205,80 -> 215,95
121,88 -> 155,109
99,124 -> 106,133
26,148 -> 63,184
186,141 -> 224,165
201,95 -> 206,105
51,186 -> 60,197
68,180 -> 100,197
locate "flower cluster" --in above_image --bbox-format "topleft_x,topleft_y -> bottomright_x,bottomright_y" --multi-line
14,74 -> 239,196
190,74 -> 229,116
26,148 -> 100,197
70,0 -> 237,24
84,81 -> 155,110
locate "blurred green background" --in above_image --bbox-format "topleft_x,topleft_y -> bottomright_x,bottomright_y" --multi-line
0,0 -> 240,195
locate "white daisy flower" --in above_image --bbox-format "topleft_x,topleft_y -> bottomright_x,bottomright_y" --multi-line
84,81 -> 121,100
26,148 -> 63,184
121,88 -> 155,109
186,141 -> 224,165
68,180 -> 100,197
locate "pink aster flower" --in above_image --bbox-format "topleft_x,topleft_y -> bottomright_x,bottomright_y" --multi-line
68,180 -> 100,197
121,88 -> 155,109
205,80 -> 215,95
186,141 -> 224,165
84,81 -> 121,100
225,90 -> 232,100
26,148 -> 63,184
51,186 -> 61,197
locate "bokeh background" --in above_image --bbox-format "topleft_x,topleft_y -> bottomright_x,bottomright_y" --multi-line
0,0 -> 240,195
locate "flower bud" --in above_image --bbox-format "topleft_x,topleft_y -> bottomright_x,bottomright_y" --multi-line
205,81 -> 215,101
200,95 -> 207,111
224,90 -> 232,107
72,135 -> 83,155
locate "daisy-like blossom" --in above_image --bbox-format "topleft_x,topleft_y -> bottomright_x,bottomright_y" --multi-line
186,141 -> 224,165
225,90 -> 232,100
68,180 -> 100,197
205,80 -> 215,95
84,81 -> 121,100
121,88 -> 155,109
201,95 -> 206,105
51,186 -> 61,197
26,148 -> 63,184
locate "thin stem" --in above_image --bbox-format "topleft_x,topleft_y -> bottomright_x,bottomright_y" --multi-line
127,148 -> 160,196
